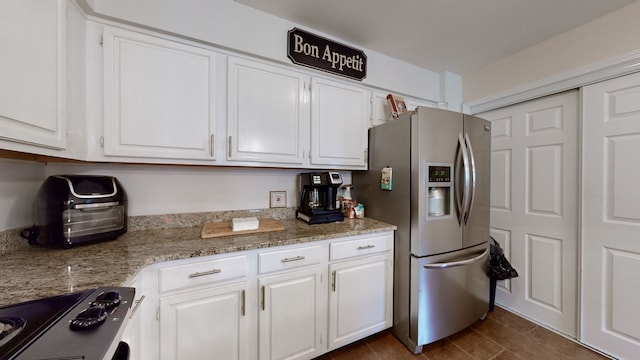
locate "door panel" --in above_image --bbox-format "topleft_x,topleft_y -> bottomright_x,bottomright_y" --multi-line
582,72 -> 640,359
479,90 -> 578,337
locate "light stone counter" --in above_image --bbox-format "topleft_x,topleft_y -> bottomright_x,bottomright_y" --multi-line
0,216 -> 395,306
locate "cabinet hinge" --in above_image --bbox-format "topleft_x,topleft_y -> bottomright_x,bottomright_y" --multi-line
99,34 -> 103,46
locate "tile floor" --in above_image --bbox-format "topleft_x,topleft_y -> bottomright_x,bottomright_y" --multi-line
315,306 -> 611,360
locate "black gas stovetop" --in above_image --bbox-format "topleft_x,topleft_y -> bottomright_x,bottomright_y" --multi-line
0,287 -> 134,360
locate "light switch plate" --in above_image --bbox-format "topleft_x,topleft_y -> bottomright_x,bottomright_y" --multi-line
270,191 -> 287,208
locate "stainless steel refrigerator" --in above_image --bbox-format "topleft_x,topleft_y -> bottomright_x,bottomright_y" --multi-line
353,106 -> 491,353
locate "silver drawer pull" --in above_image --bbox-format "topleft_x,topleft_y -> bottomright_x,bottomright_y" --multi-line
188,268 -> 222,278
281,256 -> 305,263
357,245 -> 375,250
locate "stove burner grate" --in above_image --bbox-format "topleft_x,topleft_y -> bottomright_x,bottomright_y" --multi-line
0,317 -> 25,347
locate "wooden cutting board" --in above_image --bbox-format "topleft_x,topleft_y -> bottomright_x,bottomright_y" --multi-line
200,218 -> 285,239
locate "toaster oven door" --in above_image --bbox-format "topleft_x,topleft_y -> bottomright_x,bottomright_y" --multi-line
63,202 -> 125,240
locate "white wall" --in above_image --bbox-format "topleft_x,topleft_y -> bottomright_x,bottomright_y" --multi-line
0,159 -> 45,230
44,163 -> 350,217
463,0 -> 640,103
86,0 -> 441,101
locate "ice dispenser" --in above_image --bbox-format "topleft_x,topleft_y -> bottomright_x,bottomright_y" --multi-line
427,164 -> 452,217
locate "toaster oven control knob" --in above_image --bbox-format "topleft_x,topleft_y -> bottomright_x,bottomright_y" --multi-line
91,290 -> 121,309
70,306 -> 107,330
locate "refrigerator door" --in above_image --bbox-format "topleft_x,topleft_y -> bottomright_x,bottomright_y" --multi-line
409,242 -> 489,348
462,114 -> 491,249
412,108 -> 463,257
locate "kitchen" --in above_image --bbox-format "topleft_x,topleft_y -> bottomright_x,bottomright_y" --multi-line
2,0 -> 640,359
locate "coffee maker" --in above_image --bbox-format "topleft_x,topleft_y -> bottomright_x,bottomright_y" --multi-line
296,172 -> 345,224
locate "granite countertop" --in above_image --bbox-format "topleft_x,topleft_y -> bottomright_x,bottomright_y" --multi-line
0,217 -> 395,306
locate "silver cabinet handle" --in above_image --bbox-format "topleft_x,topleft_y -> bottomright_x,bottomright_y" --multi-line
331,271 -> 336,292
281,256 -> 305,263
241,290 -> 246,316
129,295 -> 145,319
423,248 -> 489,269
188,268 -> 222,278
357,245 -> 375,250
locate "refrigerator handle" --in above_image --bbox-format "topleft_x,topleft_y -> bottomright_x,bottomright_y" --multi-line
453,134 -> 464,225
456,133 -> 471,225
422,248 -> 489,269
464,133 -> 477,224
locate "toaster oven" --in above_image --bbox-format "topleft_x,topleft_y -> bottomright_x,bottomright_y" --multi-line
26,175 -> 128,248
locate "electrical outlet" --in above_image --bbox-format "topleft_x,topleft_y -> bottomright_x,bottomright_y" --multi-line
269,191 -> 287,208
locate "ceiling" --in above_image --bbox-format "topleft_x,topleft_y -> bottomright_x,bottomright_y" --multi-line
235,0 -> 637,74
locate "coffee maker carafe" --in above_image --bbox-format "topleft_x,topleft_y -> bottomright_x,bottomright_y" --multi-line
296,172 -> 345,224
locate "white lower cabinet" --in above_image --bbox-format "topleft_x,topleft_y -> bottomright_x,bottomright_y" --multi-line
259,268 -> 324,360
328,254 -> 393,350
131,231 -> 394,360
159,283 -> 249,360
328,234 -> 394,350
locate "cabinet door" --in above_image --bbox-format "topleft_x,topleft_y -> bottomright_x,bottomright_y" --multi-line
259,267 -> 325,360
0,0 -> 66,149
328,253 -> 393,350
311,78 -> 369,168
227,57 -> 309,164
159,283 -> 248,360
103,27 -> 217,160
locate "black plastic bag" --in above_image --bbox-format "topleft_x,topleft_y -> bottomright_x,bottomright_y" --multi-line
489,237 -> 519,280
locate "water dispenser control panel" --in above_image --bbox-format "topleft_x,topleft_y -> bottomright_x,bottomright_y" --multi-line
426,163 -> 452,218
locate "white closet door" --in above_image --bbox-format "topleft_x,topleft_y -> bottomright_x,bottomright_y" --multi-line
582,72 -> 640,360
479,90 -> 579,337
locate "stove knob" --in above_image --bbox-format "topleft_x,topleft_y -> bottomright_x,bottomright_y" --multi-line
70,306 -> 107,330
90,290 -> 121,309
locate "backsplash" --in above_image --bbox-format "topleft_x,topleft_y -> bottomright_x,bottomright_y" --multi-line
0,207 -> 296,256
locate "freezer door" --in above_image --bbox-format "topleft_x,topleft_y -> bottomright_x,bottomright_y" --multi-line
409,243 -> 489,348
462,114 -> 491,249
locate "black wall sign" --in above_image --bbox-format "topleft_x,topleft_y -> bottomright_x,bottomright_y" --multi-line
287,28 -> 367,81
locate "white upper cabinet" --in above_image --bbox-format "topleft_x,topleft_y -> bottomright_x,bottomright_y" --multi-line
0,0 -> 66,149
227,57 -> 309,165
311,78 -> 369,169
228,57 -> 372,170
102,27 -> 217,160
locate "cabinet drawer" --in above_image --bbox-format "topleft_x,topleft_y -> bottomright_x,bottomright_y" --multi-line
159,255 -> 247,293
330,233 -> 393,261
259,245 -> 322,274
